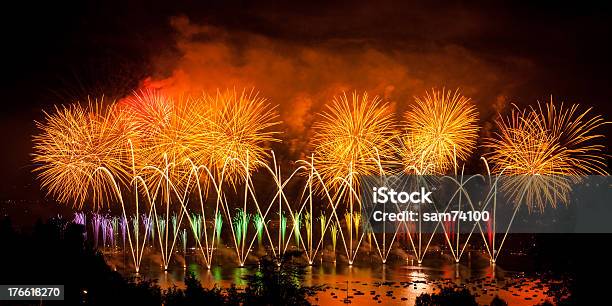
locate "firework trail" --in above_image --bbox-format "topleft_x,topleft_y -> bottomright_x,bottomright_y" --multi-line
73,212 -> 86,225
214,211 -> 223,245
293,212 -> 302,249
92,213 -> 103,248
253,213 -> 265,246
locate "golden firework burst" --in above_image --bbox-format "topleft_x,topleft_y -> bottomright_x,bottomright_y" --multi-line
121,90 -> 214,196
401,88 -> 479,174
32,100 -> 134,209
311,91 -> 398,194
486,98 -> 608,211
203,89 -> 281,185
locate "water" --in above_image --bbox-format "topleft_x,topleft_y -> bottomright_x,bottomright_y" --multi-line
105,250 -> 565,305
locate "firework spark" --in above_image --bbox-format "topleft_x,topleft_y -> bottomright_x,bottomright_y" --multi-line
32,100 -> 134,208
121,90 -> 214,194
486,98 -> 608,211
311,91 -> 398,192
402,89 -> 479,174
203,89 -> 281,185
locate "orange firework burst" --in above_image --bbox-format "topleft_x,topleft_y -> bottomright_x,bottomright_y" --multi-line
311,92 -> 398,193
401,89 -> 479,174
486,98 -> 608,211
203,89 -> 281,185
121,90 -> 214,195
120,89 -> 173,136
32,100 -> 134,209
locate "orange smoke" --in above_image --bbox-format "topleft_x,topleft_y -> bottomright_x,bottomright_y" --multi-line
134,16 -> 526,157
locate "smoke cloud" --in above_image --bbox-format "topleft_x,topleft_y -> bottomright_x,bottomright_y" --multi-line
141,16 -> 534,158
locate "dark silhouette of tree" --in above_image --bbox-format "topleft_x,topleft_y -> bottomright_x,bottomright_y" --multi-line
0,217 -> 163,305
243,251 -> 321,306
415,287 -> 478,306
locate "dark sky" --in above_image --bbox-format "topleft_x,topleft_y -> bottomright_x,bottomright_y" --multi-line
1,0 -> 611,201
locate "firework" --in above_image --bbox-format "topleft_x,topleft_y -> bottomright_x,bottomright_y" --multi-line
32,101 -> 134,208
121,90 -> 214,195
215,211 -> 223,244
203,89 -> 281,185
232,209 -> 251,250
120,89 -> 173,137
111,217 -> 119,249
131,214 -> 140,244
293,212 -> 302,249
280,212 -> 287,245
190,213 -> 203,241
171,214 -> 179,236
311,92 -> 398,192
486,98 -> 608,211
402,89 -> 479,174
253,213 -> 265,246
181,229 -> 188,255
73,212 -> 86,225
304,211 -> 312,249
319,213 -> 326,243
352,212 -> 361,240
344,212 -> 353,239
92,213 -> 102,247
158,218 -> 166,246
330,221 -> 339,254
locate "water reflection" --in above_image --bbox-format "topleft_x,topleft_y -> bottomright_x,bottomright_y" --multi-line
118,257 -> 564,305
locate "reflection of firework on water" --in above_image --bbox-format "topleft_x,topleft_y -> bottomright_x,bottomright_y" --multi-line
401,89 -> 479,174
32,101 -> 134,208
486,98 -> 608,211
311,92 -> 398,192
204,89 -> 281,185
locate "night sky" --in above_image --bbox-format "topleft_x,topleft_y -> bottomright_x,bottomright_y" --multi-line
2,0 -> 611,202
